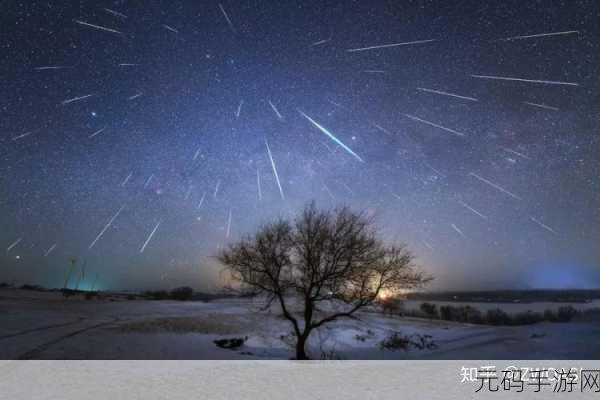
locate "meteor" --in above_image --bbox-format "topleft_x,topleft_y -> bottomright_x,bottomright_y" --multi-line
417,87 -> 478,102
121,172 -> 133,187
265,140 -> 285,200
530,216 -> 558,235
471,74 -> 579,86
312,38 -> 331,46
193,147 -> 202,161
235,100 -> 244,118
226,209 -> 232,238
12,131 -> 33,141
298,110 -> 364,162
257,168 -> 262,201
451,224 -> 466,238
497,30 -> 579,42
44,243 -> 57,257
268,100 -> 284,120
501,147 -> 531,160
218,3 -> 236,34
214,180 -> 221,198
523,102 -> 559,111
469,172 -> 522,200
128,92 -> 143,101
403,114 -> 466,137
35,66 -> 72,71
104,8 -> 127,19
7,238 -> 22,252
162,24 -> 179,34
323,183 -> 335,200
144,174 -> 154,188
88,205 -> 125,249
197,192 -> 206,209
89,127 -> 106,138
140,221 -> 161,253
62,94 -> 95,105
74,20 -> 122,34
458,200 -> 488,220
347,39 -> 436,52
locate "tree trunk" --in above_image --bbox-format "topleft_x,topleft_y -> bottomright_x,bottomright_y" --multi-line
295,334 -> 309,360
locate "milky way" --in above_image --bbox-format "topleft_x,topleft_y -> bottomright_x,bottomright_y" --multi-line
2,1 -> 599,290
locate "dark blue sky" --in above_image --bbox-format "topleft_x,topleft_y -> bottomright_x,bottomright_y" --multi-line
2,0 -> 599,291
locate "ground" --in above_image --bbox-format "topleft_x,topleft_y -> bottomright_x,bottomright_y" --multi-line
1,289 -> 599,360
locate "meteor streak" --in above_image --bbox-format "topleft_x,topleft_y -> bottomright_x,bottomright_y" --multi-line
451,223 -> 466,238
7,238 -> 22,252
268,100 -> 284,120
74,20 -> 122,34
347,39 -> 436,52
162,24 -> 179,34
235,100 -> 244,118
12,131 -> 33,141
121,172 -> 133,187
89,127 -> 106,138
144,174 -> 154,188
128,92 -> 143,100
298,110 -> 364,162
530,216 -> 558,235
469,172 -> 522,200
265,140 -> 285,200
214,180 -> 221,198
501,147 -> 531,160
193,147 -> 202,161
404,114 -> 466,137
257,168 -> 262,201
61,94 -> 95,105
218,3 -> 236,34
312,38 -> 331,46
523,102 -> 559,111
35,66 -> 72,71
497,30 -> 579,41
226,209 -> 232,238
458,200 -> 488,220
471,74 -> 579,86
104,8 -> 127,19
417,87 -> 478,102
44,243 -> 57,257
197,192 -> 206,209
88,205 -> 125,249
140,221 -> 161,253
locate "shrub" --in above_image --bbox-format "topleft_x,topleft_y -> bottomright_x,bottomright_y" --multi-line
20,284 -> 44,291
556,306 -> 578,322
420,302 -> 438,318
143,290 -> 170,300
485,308 -> 511,325
511,311 -> 544,325
214,337 -> 247,350
170,286 -> 194,301
85,291 -> 99,300
379,332 -> 437,351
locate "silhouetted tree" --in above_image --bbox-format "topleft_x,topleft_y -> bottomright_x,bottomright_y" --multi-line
218,202 -> 431,359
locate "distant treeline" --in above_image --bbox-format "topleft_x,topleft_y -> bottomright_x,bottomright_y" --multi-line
382,301 -> 600,325
406,289 -> 600,303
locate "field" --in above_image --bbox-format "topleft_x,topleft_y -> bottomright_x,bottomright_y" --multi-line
1,288 -> 599,360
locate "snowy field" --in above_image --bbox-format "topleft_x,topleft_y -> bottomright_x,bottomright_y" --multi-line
1,288 -> 599,360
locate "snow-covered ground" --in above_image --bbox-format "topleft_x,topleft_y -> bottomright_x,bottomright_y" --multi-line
1,289 -> 599,360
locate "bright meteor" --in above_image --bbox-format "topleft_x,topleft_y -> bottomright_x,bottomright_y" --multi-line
298,110 -> 364,162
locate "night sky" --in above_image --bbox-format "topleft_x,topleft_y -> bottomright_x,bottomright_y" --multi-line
2,0 -> 600,291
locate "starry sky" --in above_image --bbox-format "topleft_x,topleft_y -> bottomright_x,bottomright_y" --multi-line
2,0 -> 600,291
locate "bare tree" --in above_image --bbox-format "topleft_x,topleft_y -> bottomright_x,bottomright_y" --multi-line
218,202 -> 431,359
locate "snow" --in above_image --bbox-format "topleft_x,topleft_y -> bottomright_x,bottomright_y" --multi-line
1,288 -> 599,359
